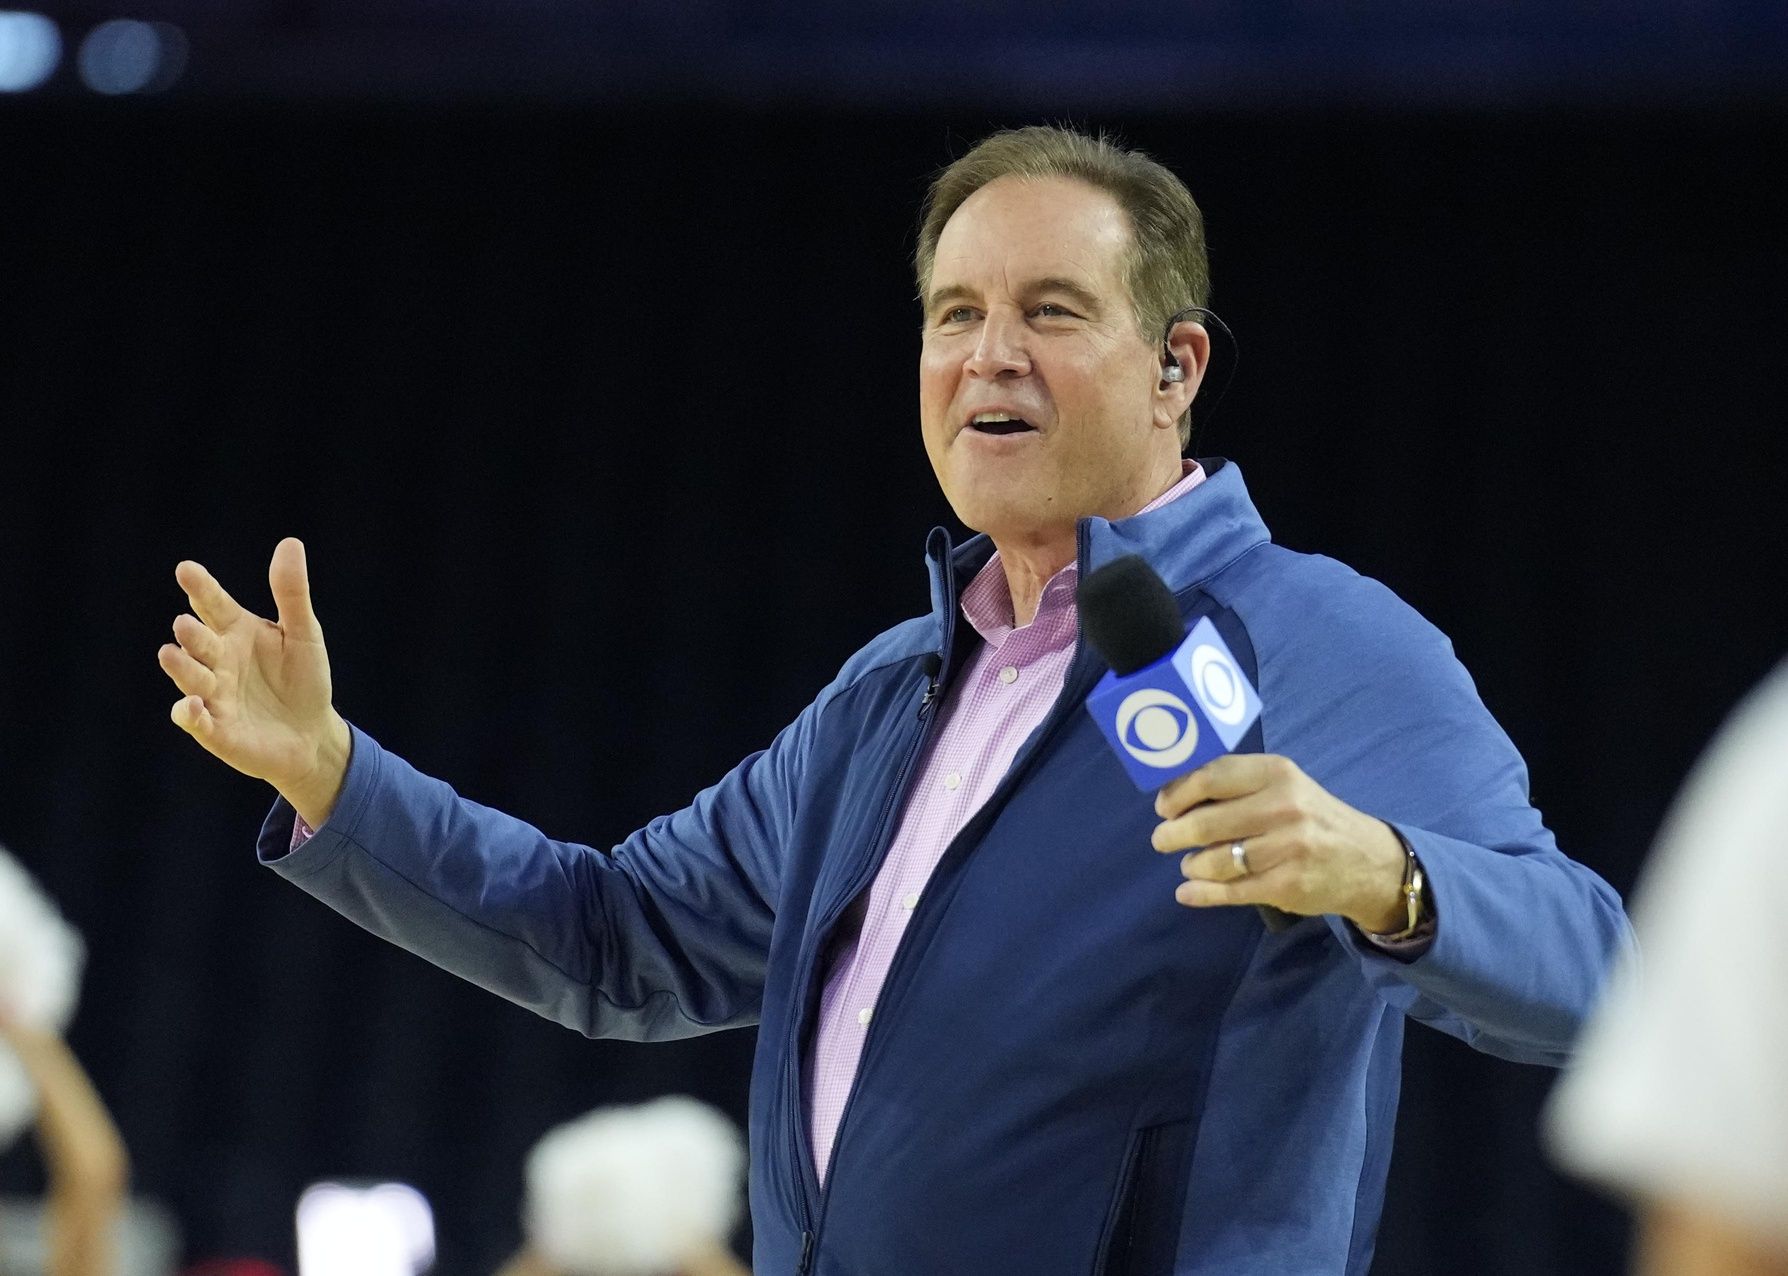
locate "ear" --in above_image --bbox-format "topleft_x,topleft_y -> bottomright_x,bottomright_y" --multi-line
1153,319 -> 1211,430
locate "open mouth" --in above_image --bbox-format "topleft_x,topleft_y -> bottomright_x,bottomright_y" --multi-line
965,413 -> 1038,437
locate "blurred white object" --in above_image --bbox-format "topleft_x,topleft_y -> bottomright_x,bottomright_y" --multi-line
0,11 -> 61,93
1547,660 -> 1788,1251
296,1180 -> 436,1276
0,844 -> 85,1149
76,18 -> 187,94
526,1097 -> 745,1276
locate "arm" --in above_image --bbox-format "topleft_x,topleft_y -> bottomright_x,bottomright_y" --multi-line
1310,586 -> 1633,1063
1160,565 -> 1633,1064
1640,1203 -> 1788,1276
259,703 -> 816,1040
159,538 -> 823,1041
0,1020 -> 128,1276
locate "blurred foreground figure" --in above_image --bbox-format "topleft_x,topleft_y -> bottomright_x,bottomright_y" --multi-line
494,1098 -> 747,1276
1548,662 -> 1788,1275
0,847 -> 129,1276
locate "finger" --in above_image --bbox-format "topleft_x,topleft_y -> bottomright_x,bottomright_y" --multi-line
1180,843 -> 1252,884
1150,788 -> 1285,854
1174,866 -> 1293,911
1155,753 -> 1291,819
169,694 -> 215,738
268,537 -> 322,642
1180,824 -> 1292,882
172,613 -> 221,667
158,643 -> 218,698
175,560 -> 248,632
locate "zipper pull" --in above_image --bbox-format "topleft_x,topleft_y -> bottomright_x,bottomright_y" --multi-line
917,652 -> 943,720
799,1229 -> 815,1273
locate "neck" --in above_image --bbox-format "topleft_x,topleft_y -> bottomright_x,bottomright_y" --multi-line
992,459 -> 1187,627
994,531 -> 1077,628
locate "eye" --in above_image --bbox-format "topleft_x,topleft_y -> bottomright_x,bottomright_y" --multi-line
939,306 -> 978,324
1033,302 -> 1080,319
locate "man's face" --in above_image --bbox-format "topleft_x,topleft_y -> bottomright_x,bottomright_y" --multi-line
919,174 -> 1178,546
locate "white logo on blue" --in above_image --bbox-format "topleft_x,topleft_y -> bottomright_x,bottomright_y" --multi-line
1085,612 -> 1263,793
1113,687 -> 1201,768
1170,617 -> 1262,751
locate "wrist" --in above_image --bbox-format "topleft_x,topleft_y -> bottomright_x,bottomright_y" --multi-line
1348,821 -> 1413,934
283,712 -> 351,829
1355,895 -> 1408,936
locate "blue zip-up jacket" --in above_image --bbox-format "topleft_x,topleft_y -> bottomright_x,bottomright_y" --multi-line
258,460 -> 1631,1275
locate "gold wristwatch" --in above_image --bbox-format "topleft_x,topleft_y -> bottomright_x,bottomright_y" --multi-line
1375,834 -> 1429,941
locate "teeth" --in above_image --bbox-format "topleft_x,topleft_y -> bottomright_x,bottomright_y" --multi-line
972,412 -> 1020,424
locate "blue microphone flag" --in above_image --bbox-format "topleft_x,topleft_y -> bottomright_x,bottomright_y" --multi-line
1086,616 -> 1262,792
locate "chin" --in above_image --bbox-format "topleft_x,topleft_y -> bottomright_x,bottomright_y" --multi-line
939,461 -> 1074,540
951,496 -> 1063,545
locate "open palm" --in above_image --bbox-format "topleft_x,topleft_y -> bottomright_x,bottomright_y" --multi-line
158,538 -> 349,818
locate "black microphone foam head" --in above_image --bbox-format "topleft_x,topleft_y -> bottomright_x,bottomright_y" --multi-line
1079,555 -> 1186,675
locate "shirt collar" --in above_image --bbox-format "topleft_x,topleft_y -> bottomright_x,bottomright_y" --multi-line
959,461 -> 1207,647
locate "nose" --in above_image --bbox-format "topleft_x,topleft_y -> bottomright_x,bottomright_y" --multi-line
964,307 -> 1031,380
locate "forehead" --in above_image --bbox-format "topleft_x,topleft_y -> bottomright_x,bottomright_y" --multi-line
931,174 -> 1133,294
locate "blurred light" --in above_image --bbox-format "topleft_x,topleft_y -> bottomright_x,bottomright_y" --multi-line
0,11 -> 60,92
77,18 -> 186,95
296,1181 -> 435,1276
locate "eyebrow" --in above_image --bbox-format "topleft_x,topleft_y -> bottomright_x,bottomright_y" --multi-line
924,276 -> 1106,316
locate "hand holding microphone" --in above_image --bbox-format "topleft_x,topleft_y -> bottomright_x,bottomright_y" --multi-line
1080,556 -> 1410,936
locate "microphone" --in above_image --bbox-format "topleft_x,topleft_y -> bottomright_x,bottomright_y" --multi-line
1080,556 -> 1296,932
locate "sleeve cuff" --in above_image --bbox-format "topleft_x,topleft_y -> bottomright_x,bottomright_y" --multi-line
1361,914 -> 1438,958
256,723 -> 381,879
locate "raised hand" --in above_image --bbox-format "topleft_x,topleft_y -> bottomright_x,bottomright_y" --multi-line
158,537 -> 352,827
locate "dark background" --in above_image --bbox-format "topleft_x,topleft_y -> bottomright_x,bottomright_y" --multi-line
2,5 -> 1786,1273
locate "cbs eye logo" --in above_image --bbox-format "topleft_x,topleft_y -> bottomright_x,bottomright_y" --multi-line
1189,643 -> 1248,727
1114,688 -> 1200,768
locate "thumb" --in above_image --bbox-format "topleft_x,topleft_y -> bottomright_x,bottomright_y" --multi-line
269,537 -> 322,641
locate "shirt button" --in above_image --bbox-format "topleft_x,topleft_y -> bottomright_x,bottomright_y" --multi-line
903,892 -> 920,911
857,1007 -> 873,1026
999,665 -> 1019,684
943,771 -> 961,790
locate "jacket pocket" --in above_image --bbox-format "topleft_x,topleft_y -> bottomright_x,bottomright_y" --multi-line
1094,1118 -> 1194,1276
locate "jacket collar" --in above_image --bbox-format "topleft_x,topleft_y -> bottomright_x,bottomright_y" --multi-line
924,458 -> 1271,634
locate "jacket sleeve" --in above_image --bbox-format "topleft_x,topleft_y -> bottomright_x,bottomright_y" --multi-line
255,688 -> 829,1042
1256,561 -> 1635,1066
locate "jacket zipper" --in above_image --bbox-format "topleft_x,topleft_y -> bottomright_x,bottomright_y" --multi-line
788,624 -> 954,1272
808,521 -> 1103,1264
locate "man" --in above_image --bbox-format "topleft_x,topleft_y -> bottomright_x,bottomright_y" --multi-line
158,126 -> 1631,1274
1547,661 -> 1788,1276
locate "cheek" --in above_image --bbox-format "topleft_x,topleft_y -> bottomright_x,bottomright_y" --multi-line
917,353 -> 958,431
918,344 -> 956,389
1067,353 -> 1148,423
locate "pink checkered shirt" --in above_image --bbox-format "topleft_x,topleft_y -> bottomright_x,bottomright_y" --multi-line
803,461 -> 1208,1183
